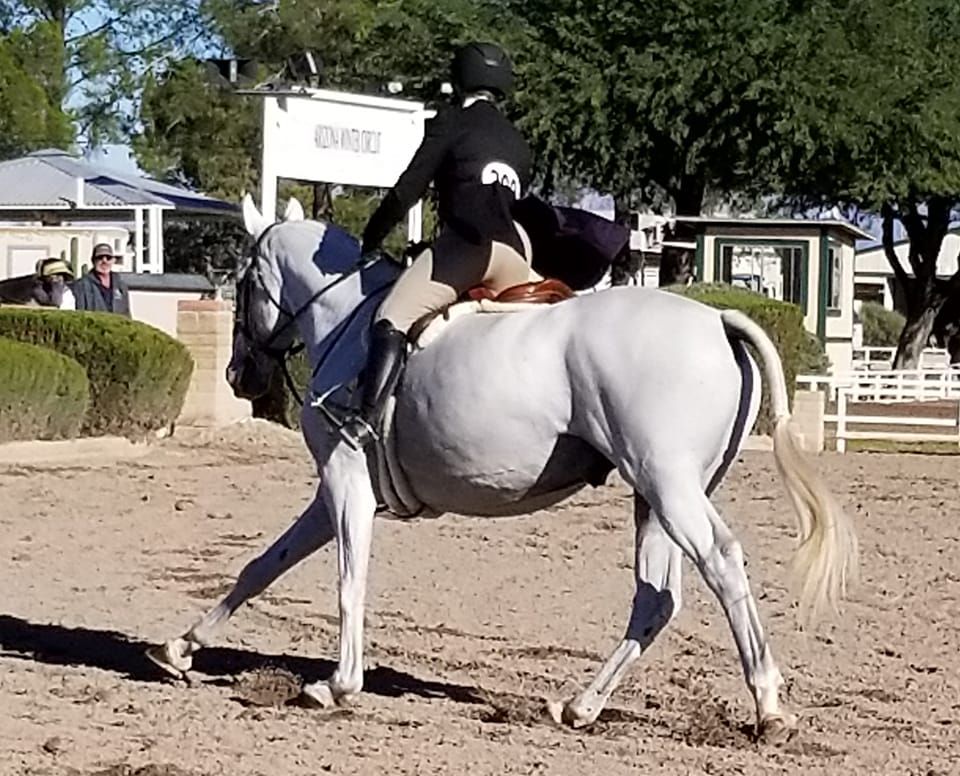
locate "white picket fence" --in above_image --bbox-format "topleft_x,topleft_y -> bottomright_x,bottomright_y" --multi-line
796,366 -> 960,452
851,346 -> 950,372
833,387 -> 960,453
796,366 -> 960,402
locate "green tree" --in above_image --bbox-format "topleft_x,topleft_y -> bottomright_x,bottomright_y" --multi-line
767,0 -> 960,368
134,59 -> 260,198
0,0 -> 206,146
204,0 -> 490,99
134,0 -> 485,248
0,25 -> 73,155
506,0 -> 803,285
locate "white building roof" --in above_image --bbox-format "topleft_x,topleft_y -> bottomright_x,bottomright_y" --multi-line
0,149 -> 237,216
673,215 -> 874,242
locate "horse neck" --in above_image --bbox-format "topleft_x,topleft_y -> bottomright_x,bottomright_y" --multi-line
289,258 -> 401,396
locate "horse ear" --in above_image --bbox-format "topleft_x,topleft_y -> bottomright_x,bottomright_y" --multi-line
242,193 -> 271,239
283,197 -> 305,222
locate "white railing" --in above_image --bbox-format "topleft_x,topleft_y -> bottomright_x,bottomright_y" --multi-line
843,370 -> 960,402
834,390 -> 960,452
797,366 -> 960,402
851,346 -> 949,372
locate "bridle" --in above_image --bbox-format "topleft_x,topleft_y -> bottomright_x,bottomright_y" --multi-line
235,223 -> 395,405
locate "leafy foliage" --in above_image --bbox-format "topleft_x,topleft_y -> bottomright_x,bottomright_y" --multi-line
0,24 -> 73,155
0,336 -> 89,441
508,0 -> 799,210
130,0 -> 467,279
134,59 -> 261,198
858,301 -> 906,348
0,0 -> 207,146
0,307 -> 194,437
764,0 -> 960,366
161,216 -> 252,279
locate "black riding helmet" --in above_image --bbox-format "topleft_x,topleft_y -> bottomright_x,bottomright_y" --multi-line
450,42 -> 513,98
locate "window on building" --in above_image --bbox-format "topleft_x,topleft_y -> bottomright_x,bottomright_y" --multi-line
828,245 -> 842,310
717,242 -> 805,307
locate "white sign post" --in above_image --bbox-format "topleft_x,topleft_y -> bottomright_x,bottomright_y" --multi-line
242,87 -> 430,242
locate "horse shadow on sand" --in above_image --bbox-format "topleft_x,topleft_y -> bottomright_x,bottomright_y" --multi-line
0,613 -> 487,708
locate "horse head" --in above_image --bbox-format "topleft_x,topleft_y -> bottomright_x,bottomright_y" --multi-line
227,194 -> 315,400
227,194 -> 395,402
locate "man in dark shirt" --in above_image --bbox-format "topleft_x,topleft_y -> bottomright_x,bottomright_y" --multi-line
339,42 -> 537,449
72,243 -> 131,317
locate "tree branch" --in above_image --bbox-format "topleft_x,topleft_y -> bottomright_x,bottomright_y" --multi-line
882,203 -> 911,289
65,14 -> 123,44
923,195 -> 953,284
114,33 -> 182,59
899,203 -> 927,277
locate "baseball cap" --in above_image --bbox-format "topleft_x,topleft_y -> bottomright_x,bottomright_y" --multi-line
92,243 -> 117,260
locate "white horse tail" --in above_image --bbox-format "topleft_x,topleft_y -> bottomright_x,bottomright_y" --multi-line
720,309 -> 858,624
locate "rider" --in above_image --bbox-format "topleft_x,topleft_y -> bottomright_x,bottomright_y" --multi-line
338,41 -> 537,449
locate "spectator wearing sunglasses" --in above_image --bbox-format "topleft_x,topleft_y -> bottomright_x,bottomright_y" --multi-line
73,243 -> 130,316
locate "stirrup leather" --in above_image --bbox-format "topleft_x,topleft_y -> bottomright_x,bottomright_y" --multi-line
314,400 -> 379,451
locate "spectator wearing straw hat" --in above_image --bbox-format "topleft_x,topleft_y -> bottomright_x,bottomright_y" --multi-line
34,257 -> 76,310
73,243 -> 131,316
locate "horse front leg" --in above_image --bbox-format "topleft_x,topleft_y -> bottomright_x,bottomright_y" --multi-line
146,488 -> 335,678
301,447 -> 378,707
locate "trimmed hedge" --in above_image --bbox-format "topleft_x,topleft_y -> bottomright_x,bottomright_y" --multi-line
0,307 -> 194,437
668,283 -> 829,433
0,337 -> 90,442
859,301 -> 905,347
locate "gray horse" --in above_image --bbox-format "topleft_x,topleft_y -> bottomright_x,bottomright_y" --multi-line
148,196 -> 857,741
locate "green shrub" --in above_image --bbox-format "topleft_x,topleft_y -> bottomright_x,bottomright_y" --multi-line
668,283 -> 829,433
0,308 -> 194,437
0,337 -> 90,442
859,301 -> 905,347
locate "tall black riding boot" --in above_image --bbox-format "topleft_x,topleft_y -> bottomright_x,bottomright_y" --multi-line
338,320 -> 408,450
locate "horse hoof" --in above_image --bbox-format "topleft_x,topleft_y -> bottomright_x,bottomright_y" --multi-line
549,698 -> 596,729
758,713 -> 798,745
299,682 -> 337,709
546,700 -> 565,725
145,641 -> 192,680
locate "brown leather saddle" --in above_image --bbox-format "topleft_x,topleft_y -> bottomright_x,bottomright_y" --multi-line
407,278 -> 575,347
463,277 -> 575,305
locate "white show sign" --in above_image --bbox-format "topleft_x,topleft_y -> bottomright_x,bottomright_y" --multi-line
245,87 -> 430,242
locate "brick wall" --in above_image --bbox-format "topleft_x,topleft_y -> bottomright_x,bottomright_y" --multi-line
176,299 -> 251,427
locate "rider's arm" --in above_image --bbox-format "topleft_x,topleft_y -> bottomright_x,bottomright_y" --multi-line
361,109 -> 456,254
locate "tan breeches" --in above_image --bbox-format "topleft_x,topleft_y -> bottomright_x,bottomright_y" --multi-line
376,240 -> 542,333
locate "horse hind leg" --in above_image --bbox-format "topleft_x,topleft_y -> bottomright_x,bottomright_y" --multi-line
146,490 -> 335,679
556,494 -> 682,728
648,468 -> 794,741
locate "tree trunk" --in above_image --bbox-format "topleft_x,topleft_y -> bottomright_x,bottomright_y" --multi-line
609,195 -> 639,286
45,2 -> 70,108
884,198 -> 955,369
892,300 -> 941,369
312,183 -> 332,220
658,175 -> 705,287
